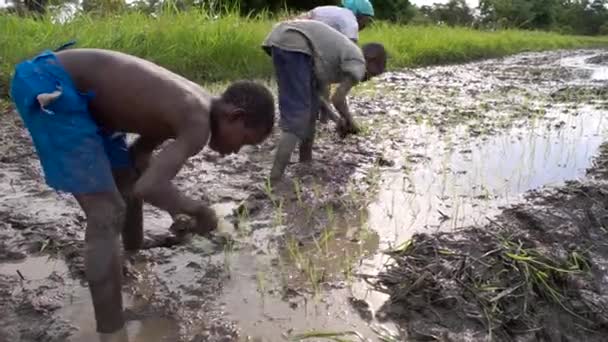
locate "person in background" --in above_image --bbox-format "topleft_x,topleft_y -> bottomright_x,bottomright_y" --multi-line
294,0 -> 375,123
296,0 -> 375,43
261,20 -> 387,184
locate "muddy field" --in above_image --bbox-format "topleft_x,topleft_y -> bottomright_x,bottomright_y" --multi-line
0,49 -> 607,342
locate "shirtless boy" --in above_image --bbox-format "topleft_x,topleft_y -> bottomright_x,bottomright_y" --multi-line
9,46 -> 275,336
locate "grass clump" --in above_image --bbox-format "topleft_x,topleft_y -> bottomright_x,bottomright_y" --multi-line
2,9 -> 608,94
369,223 -> 607,341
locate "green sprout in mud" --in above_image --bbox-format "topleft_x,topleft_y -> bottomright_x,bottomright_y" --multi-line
235,201 -> 250,237
451,194 -> 462,229
345,181 -> 360,208
273,199 -> 284,229
462,236 -> 595,334
355,214 -> 372,243
355,121 -> 372,137
290,330 -> 365,342
312,182 -> 323,201
318,228 -> 335,257
223,238 -> 235,272
262,176 -> 277,206
498,240 -> 590,321
364,163 -> 382,194
287,238 -> 322,296
371,325 -> 403,342
341,250 -> 354,284
256,270 -> 267,301
325,204 -> 335,228
275,255 -> 291,293
292,178 -> 304,207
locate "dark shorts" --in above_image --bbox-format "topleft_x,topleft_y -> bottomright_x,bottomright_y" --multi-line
271,47 -> 319,140
9,50 -> 131,194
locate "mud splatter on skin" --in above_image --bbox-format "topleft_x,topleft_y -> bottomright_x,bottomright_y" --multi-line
1,48 -> 608,341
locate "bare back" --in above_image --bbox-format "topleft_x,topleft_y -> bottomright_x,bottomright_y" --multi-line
56,48 -> 211,140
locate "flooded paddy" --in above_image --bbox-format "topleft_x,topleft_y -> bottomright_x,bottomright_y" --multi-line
1,49 -> 607,341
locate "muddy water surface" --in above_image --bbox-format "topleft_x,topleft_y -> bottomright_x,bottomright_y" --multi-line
1,49 -> 608,342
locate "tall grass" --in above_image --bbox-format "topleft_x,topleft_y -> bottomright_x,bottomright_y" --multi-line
2,9 -> 608,93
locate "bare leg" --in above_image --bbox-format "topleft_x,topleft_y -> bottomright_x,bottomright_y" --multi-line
113,168 -> 142,252
299,111 -> 317,163
115,136 -> 159,251
270,131 -> 299,184
75,190 -> 126,334
318,85 -> 331,124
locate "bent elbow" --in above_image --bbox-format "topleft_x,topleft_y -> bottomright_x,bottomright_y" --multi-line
132,181 -> 152,202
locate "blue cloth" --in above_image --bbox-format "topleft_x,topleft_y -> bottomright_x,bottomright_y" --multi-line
9,49 -> 130,194
342,0 -> 374,16
271,47 -> 319,140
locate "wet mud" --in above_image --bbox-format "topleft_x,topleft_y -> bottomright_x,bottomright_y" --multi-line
1,48 -> 608,341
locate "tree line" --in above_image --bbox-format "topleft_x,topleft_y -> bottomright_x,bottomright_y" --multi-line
5,0 -> 608,36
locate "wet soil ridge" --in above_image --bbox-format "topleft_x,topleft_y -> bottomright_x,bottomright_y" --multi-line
371,144 -> 608,341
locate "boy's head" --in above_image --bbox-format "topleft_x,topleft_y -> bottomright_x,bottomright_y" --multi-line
342,0 -> 374,29
209,81 -> 275,155
356,14 -> 373,30
362,42 -> 387,81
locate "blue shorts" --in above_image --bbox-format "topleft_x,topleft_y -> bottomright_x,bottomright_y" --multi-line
9,50 -> 131,194
271,47 -> 320,140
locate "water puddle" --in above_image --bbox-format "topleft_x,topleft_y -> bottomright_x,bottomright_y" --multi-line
326,109 -> 604,332
559,52 -> 608,81
221,220 -> 395,341
0,254 -> 179,342
0,254 -> 69,281
370,106 -> 608,244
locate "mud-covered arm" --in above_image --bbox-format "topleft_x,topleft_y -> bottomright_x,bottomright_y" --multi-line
331,76 -> 359,133
317,84 -> 340,123
132,119 -> 211,221
319,97 -> 341,123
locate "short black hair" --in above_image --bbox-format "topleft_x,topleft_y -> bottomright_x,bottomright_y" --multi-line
222,80 -> 275,136
362,42 -> 387,70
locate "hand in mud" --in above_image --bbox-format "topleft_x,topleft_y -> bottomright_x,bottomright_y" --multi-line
170,206 -> 218,237
193,206 -> 218,235
336,119 -> 360,138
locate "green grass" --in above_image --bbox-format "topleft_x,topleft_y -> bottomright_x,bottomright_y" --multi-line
2,9 -> 608,95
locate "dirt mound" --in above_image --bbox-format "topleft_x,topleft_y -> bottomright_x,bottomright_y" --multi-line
371,145 -> 608,341
586,54 -> 608,66
550,85 -> 608,103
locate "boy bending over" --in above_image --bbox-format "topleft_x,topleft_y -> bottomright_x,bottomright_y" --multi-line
261,19 -> 387,183
9,47 -> 275,336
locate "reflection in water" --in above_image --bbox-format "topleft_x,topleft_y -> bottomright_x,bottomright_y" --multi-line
348,107 -> 608,317
369,107 -> 608,245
